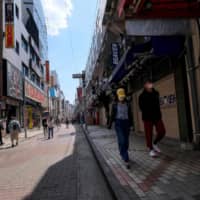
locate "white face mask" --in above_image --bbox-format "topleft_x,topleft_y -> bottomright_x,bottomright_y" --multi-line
147,83 -> 153,89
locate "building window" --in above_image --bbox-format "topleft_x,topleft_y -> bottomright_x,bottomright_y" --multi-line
15,5 -> 19,19
21,36 -> 28,53
31,72 -> 35,83
36,76 -> 40,87
40,65 -> 44,75
41,82 -> 44,90
22,64 -> 29,77
15,41 -> 20,54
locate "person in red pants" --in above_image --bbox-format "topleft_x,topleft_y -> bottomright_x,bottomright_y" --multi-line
139,80 -> 166,157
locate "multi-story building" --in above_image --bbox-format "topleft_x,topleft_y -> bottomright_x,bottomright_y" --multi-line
0,0 -> 48,130
84,0 -> 200,149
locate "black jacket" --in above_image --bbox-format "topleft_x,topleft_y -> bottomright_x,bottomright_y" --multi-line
139,89 -> 162,121
109,101 -> 133,128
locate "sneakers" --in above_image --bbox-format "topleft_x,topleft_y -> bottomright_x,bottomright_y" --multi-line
125,162 -> 131,169
149,150 -> 158,157
153,144 -> 161,153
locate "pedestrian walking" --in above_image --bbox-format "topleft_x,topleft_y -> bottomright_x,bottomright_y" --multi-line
139,80 -> 166,157
8,117 -> 21,148
0,119 -> 4,145
48,117 -> 54,139
42,118 -> 48,138
65,118 -> 69,128
109,88 -> 133,169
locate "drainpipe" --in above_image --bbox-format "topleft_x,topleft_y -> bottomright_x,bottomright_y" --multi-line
185,36 -> 200,148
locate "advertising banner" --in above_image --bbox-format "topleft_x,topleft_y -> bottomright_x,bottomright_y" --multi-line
111,43 -> 120,68
45,61 -> 50,84
7,61 -> 23,100
25,80 -> 45,104
5,24 -> 15,48
5,2 -> 14,22
77,87 -> 82,101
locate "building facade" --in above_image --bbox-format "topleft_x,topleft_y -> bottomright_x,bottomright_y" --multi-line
0,0 -> 48,130
84,0 -> 200,149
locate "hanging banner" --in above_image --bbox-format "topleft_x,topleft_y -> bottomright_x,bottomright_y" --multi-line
5,24 -> 15,48
111,43 -> 120,69
5,2 -> 15,48
45,61 -> 50,84
77,87 -> 83,101
5,2 -> 14,23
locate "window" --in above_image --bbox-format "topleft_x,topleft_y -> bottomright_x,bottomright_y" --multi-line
21,36 -> 28,53
40,65 -> 44,75
15,41 -> 20,54
15,5 -> 19,19
36,76 -> 40,87
31,72 -> 35,83
41,82 -> 44,90
22,64 -> 29,77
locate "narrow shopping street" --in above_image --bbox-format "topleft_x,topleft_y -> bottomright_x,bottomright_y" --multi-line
0,125 -> 114,200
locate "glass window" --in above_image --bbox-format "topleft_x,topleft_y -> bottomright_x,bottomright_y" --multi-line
22,64 -> 29,77
15,5 -> 19,19
15,41 -> 20,54
21,35 -> 28,53
31,72 -> 35,83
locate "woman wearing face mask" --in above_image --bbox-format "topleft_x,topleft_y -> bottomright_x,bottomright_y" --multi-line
139,80 -> 166,157
109,88 -> 133,169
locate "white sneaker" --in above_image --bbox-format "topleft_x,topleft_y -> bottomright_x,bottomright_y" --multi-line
153,145 -> 161,153
149,150 -> 158,157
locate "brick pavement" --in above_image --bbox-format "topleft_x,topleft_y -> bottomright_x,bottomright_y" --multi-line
87,126 -> 200,200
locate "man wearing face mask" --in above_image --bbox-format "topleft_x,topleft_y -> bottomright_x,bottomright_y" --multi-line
109,88 -> 133,169
139,80 -> 166,157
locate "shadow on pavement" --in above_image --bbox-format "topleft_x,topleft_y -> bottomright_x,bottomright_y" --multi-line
23,131 -> 78,200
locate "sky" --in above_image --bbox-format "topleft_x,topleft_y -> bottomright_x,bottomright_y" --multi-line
41,0 -> 98,104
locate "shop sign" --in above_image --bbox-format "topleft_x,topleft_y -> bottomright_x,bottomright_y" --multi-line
160,94 -> 176,107
77,87 -> 82,101
45,61 -> 50,84
7,62 -> 23,100
25,81 -> 45,104
111,43 -> 120,68
5,2 -> 14,22
5,1 -> 15,48
5,24 -> 14,48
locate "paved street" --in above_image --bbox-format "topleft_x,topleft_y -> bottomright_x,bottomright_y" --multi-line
0,125 -> 114,200
87,126 -> 200,200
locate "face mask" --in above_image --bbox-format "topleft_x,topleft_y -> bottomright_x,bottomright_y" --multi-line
147,83 -> 153,89
118,96 -> 125,102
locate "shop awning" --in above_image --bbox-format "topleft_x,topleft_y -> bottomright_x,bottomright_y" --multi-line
109,41 -> 152,83
126,19 -> 194,36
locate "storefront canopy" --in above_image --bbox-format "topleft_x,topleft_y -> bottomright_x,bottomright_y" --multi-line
126,19 -> 194,36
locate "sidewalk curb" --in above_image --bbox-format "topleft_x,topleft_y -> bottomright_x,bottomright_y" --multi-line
82,126 -> 135,200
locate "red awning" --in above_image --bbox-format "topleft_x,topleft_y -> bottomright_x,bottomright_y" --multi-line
120,0 -> 200,18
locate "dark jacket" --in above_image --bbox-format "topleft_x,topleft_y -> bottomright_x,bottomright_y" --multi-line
139,89 -> 162,121
109,101 -> 133,128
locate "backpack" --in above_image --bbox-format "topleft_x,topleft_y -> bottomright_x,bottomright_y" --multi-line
12,122 -> 19,131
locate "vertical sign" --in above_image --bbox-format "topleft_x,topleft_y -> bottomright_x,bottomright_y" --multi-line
5,2 -> 15,48
111,43 -> 120,68
45,61 -> 50,84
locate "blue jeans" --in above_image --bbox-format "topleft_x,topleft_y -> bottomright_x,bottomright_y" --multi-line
48,127 -> 54,139
115,119 -> 130,162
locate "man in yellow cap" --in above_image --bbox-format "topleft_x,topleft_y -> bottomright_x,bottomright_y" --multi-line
109,88 -> 133,169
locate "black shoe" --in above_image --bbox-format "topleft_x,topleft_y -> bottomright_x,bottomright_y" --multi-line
0,143 -> 4,146
125,162 -> 131,169
12,144 -> 14,148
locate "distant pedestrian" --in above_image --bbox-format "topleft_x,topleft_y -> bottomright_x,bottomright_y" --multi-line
0,119 -> 4,145
42,118 -> 48,138
65,118 -> 69,128
139,80 -> 166,157
48,117 -> 54,139
8,117 -> 21,148
109,88 -> 133,169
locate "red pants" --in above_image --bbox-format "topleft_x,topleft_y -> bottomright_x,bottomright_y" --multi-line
143,120 -> 166,150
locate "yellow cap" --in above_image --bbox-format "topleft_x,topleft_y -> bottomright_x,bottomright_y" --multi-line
117,88 -> 126,98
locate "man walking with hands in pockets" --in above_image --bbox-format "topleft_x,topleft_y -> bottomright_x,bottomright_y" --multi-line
139,80 -> 166,157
